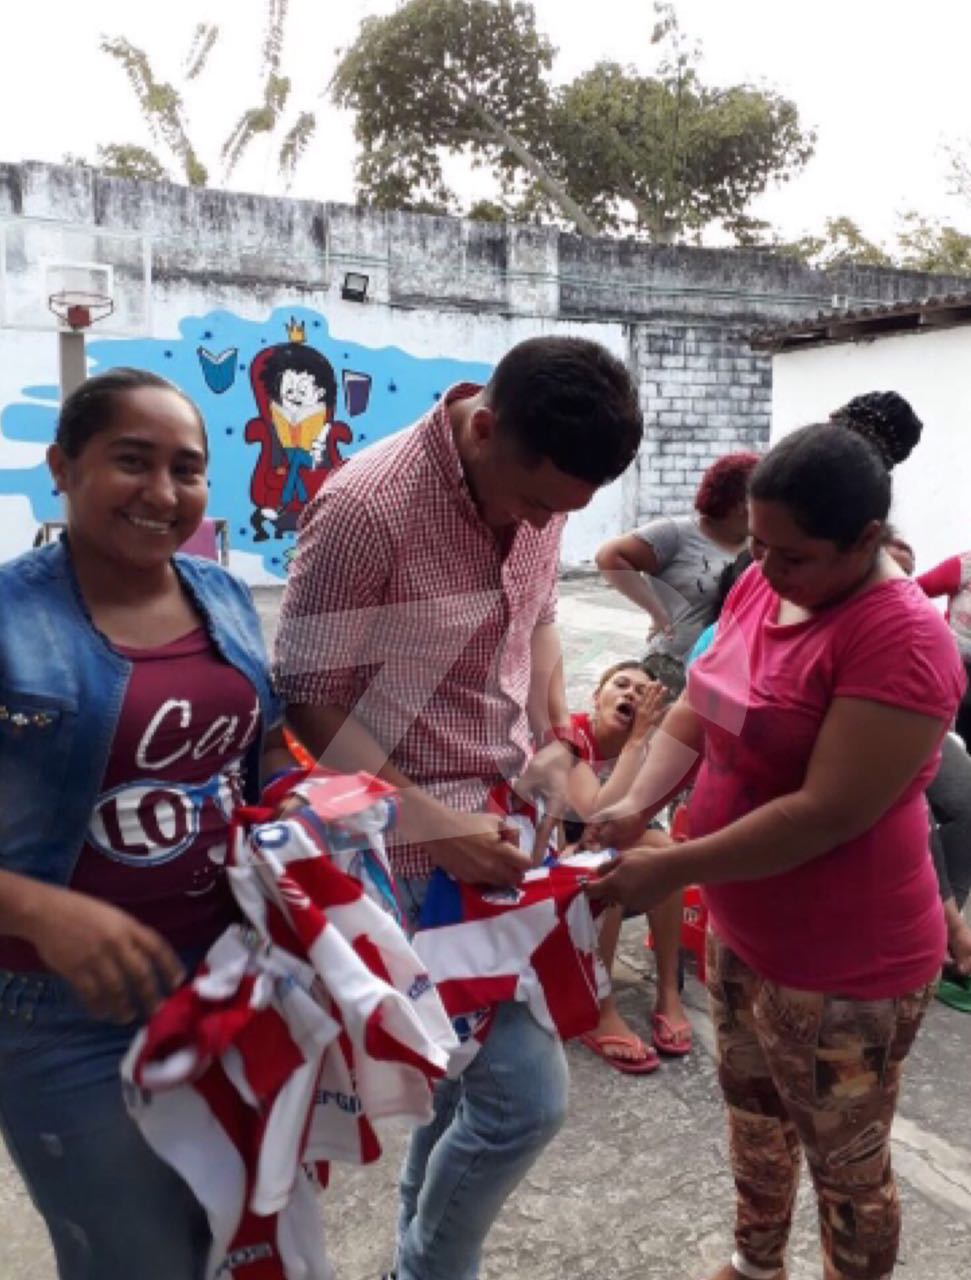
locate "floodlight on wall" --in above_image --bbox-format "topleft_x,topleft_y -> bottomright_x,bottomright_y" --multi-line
341,272 -> 369,303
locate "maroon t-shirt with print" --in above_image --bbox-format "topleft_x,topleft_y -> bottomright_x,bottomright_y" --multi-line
0,628 -> 259,970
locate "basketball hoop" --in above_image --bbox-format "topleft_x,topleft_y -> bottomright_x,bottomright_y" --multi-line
48,290 -> 114,332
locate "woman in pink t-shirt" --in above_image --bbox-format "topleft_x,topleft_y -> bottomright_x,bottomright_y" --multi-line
588,399 -> 963,1280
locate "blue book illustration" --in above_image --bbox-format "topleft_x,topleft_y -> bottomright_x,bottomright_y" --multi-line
197,347 -> 238,394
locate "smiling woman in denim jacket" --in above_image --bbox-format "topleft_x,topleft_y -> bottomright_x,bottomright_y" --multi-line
0,369 -> 290,1280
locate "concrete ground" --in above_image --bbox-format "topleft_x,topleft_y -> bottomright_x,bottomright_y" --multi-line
3,576 -> 971,1279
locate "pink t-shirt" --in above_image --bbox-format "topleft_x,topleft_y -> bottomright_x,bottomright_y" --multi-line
687,567 -> 964,998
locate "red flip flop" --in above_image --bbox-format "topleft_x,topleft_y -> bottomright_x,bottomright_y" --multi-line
578,1031 -> 661,1075
651,1012 -> 692,1057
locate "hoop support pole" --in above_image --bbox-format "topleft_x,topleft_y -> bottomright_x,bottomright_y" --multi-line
58,330 -> 87,399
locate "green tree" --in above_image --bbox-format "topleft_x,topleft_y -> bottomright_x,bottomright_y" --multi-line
779,216 -> 892,270
221,0 -> 316,185
896,212 -> 971,275
99,5 -> 315,189
776,212 -> 971,276
331,0 -> 597,233
100,30 -> 210,185
93,145 -> 170,183
548,57 -> 813,241
332,0 -> 814,242
944,139 -> 971,206
467,199 -> 511,223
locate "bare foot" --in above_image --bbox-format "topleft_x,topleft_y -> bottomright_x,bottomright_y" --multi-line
584,998 -> 658,1066
653,987 -> 692,1055
654,986 -> 691,1031
580,998 -> 665,1070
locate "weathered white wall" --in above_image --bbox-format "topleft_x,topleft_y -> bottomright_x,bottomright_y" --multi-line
0,277 -> 628,577
771,326 -> 971,573
4,162 -> 967,582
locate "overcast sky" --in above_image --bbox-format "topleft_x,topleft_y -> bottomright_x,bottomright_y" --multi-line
4,0 -> 969,246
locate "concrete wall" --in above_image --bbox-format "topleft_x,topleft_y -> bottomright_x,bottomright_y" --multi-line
771,326 -> 971,573
2,161 -> 966,581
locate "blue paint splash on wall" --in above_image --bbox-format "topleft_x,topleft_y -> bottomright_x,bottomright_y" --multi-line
0,307 -> 492,577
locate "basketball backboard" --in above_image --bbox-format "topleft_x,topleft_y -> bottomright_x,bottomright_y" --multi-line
0,216 -> 153,336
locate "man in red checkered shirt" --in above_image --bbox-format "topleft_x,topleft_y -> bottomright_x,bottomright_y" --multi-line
274,336 -> 642,1280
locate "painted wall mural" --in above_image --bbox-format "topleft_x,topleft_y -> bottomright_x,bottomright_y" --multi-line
0,307 -> 492,579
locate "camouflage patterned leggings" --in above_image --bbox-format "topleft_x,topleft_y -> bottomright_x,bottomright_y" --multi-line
705,934 -> 935,1280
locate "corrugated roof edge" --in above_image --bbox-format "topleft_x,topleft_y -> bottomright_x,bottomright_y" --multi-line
750,291 -> 971,353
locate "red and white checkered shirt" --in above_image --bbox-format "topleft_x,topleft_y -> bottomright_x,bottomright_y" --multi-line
274,384 -> 562,878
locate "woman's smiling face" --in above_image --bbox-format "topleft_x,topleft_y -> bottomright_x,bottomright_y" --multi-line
48,386 -> 209,572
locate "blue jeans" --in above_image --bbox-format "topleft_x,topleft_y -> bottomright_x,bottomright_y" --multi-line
0,970 -> 210,1280
394,876 -> 569,1280
281,447 -> 312,507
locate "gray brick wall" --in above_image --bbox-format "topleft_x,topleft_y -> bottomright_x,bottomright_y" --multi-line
633,323 -> 772,522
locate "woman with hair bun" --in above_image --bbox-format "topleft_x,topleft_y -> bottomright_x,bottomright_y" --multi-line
586,402 -> 962,1280
596,452 -> 759,661
829,390 -> 924,470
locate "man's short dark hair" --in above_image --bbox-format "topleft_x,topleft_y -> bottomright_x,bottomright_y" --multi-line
484,337 -> 643,486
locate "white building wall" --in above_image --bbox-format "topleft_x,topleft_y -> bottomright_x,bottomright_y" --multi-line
771,326 -> 971,573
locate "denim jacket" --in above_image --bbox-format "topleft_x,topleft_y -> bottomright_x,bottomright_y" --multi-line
0,540 -> 280,887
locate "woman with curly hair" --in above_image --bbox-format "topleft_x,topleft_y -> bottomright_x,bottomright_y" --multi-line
596,452 -> 759,661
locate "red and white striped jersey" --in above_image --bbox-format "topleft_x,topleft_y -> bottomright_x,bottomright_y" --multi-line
122,778 -> 459,1280
413,853 -> 612,1049
124,929 -> 339,1280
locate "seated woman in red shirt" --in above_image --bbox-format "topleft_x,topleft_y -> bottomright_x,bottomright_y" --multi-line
564,662 -> 685,1072
587,409 -> 963,1280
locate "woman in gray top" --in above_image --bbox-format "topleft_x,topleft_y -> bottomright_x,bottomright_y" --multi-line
596,452 -> 758,659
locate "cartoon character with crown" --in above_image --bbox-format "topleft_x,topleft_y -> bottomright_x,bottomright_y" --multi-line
244,320 -> 353,540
